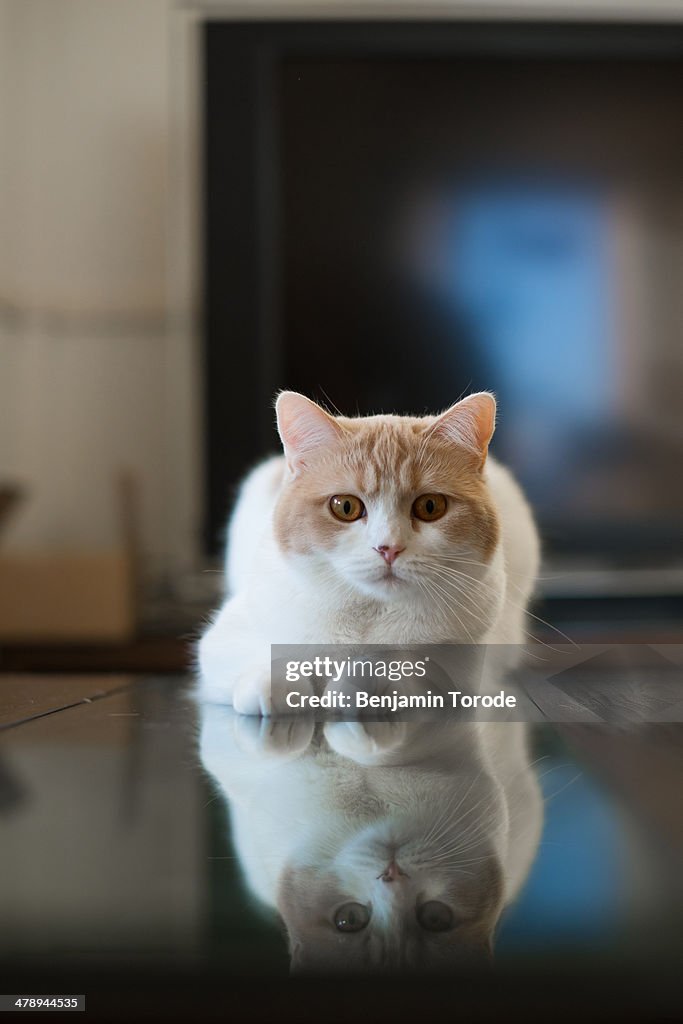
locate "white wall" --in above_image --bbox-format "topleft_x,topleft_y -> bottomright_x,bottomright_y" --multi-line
0,0 -> 176,583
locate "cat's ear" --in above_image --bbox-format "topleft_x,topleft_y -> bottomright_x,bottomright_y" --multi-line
275,391 -> 343,474
431,392 -> 496,468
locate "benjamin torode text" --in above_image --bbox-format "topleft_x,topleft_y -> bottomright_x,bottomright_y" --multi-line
285,689 -> 517,711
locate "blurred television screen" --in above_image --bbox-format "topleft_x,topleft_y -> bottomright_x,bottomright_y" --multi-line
204,23 -> 683,562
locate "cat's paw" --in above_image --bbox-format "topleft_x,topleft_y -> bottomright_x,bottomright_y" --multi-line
232,672 -> 275,716
232,670 -> 316,717
323,719 -> 408,765
230,714 -> 315,759
195,665 -> 274,713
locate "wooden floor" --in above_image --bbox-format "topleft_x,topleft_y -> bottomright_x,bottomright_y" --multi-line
0,634 -> 192,674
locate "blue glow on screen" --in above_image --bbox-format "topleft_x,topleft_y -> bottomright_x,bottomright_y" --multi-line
441,183 -> 616,486
497,760 -> 625,949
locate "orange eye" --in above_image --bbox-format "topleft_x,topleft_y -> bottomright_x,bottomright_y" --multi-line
412,493 -> 447,522
330,494 -> 365,522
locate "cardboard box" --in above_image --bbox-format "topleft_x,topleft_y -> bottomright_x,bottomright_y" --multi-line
0,550 -> 136,642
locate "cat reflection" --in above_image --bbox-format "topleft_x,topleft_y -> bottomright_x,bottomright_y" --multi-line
198,702 -> 542,974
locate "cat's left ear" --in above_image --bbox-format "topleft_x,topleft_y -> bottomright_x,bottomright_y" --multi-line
431,392 -> 496,469
275,391 -> 344,475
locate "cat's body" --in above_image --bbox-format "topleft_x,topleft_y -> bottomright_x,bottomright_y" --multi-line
199,706 -> 543,972
198,393 -> 540,713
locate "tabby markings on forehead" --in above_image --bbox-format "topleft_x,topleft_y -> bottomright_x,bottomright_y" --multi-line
340,424 -> 427,497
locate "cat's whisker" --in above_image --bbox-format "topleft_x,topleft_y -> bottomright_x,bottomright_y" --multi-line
431,555 -> 564,585
421,788 -> 477,846
428,822 -> 502,861
418,771 -> 494,852
423,575 -> 499,642
428,816 -> 504,861
430,584 -> 478,644
419,847 -> 493,869
420,779 -> 482,848
414,577 -> 455,631
417,566 -> 568,656
424,564 -> 578,648
418,574 -> 478,643
434,791 -> 506,849
426,567 -> 494,621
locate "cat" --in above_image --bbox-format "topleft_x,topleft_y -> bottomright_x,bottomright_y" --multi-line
197,391 -> 540,713
198,694 -> 543,973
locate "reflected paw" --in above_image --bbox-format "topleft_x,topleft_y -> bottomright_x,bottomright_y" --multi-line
324,719 -> 408,765
230,714 -> 315,759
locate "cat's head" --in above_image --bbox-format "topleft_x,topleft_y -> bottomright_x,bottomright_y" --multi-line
273,393 -> 500,603
276,777 -> 505,974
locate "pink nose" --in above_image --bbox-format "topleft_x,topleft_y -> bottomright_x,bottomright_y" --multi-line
379,860 -> 408,883
374,545 -> 405,565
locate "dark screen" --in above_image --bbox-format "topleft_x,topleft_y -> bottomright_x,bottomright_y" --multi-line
204,23 -> 683,558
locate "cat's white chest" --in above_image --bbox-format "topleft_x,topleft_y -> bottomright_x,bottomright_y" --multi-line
285,588 -> 451,645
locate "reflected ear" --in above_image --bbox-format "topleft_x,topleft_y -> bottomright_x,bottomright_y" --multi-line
431,392 -> 496,468
275,391 -> 343,474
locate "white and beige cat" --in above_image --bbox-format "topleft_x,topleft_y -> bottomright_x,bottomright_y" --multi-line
198,391 -> 540,714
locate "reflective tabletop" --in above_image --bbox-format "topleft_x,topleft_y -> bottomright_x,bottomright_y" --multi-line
1,664 -> 682,1021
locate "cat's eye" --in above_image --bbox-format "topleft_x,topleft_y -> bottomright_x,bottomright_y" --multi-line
416,901 -> 455,932
330,495 -> 366,522
334,902 -> 371,932
412,494 -> 447,522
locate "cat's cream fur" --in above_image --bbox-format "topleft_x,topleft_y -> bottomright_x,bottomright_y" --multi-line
198,392 -> 540,714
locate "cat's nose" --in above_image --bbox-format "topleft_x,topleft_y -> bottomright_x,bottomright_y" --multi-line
379,860 -> 408,883
374,545 -> 405,566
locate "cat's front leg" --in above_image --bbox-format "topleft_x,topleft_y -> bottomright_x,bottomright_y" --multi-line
196,596 -> 271,711
197,597 -> 313,715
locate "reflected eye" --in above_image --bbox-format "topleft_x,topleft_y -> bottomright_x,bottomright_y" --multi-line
412,494 -> 447,522
330,495 -> 366,522
334,902 -> 371,932
416,901 -> 455,932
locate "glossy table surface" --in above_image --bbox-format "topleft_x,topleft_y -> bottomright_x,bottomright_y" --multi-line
1,667 -> 682,1021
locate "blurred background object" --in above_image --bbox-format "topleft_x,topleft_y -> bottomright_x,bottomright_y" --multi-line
203,20 -> 683,573
0,470 -> 137,643
0,483 -> 25,537
0,0 -> 174,657
0,1 -> 682,671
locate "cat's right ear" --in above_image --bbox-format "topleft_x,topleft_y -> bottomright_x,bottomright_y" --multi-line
430,392 -> 497,469
275,392 -> 343,475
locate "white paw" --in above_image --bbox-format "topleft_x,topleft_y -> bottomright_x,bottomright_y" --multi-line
323,719 -> 408,765
230,714 -> 315,759
232,673 -> 274,716
196,663 -> 275,714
